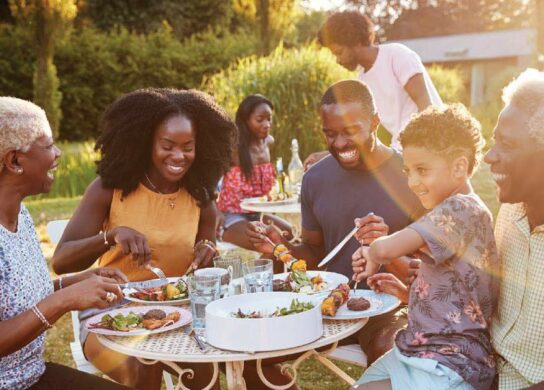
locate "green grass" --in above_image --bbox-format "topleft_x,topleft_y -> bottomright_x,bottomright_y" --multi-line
36,164 -> 497,389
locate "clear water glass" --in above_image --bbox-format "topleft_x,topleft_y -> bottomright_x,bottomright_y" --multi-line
242,259 -> 273,293
187,275 -> 220,329
213,255 -> 242,279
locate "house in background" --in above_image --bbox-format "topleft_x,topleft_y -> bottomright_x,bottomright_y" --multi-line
393,28 -> 537,105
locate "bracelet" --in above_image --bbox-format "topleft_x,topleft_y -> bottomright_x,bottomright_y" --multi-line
58,277 -> 63,290
195,239 -> 217,254
103,230 -> 111,247
31,305 -> 53,329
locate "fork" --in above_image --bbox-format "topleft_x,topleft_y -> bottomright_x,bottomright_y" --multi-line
148,266 -> 168,284
352,280 -> 359,297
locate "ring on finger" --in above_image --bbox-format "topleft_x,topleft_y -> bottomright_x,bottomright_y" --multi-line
105,291 -> 116,303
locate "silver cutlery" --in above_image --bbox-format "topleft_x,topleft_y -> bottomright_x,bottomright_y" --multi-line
148,266 -> 168,284
318,226 -> 359,268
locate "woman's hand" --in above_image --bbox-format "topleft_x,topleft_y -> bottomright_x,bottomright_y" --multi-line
367,273 -> 409,304
354,213 -> 389,245
351,246 -> 380,282
246,221 -> 283,255
60,275 -> 124,311
64,267 -> 128,288
109,226 -> 151,267
192,242 -> 217,271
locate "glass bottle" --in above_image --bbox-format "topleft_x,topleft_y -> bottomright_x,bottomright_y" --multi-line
275,157 -> 286,195
288,139 -> 303,195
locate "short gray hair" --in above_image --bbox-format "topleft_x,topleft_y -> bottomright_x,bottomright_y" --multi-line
0,97 -> 52,172
502,68 -> 544,148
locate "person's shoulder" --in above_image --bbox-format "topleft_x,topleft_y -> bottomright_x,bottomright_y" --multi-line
383,42 -> 417,56
83,177 -> 115,205
438,193 -> 491,218
304,154 -> 337,180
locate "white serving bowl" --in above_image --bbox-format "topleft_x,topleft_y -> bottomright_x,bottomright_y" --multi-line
205,292 -> 322,352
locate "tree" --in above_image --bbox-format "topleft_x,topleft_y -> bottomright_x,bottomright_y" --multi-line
343,0 -> 533,40
233,0 -> 300,55
77,0 -> 233,39
9,0 -> 77,137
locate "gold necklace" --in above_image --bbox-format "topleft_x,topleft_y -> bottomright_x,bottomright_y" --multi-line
144,174 -> 180,210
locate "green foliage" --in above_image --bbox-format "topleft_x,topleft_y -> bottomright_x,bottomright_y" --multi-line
29,141 -> 97,200
53,26 -> 256,140
78,0 -> 233,39
0,24 -> 33,98
427,64 -> 467,104
205,45 -> 353,161
33,57 -> 62,136
9,0 -> 77,137
471,66 -> 519,146
286,10 -> 327,47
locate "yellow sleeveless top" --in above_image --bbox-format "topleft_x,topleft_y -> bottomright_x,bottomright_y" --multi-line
99,184 -> 200,281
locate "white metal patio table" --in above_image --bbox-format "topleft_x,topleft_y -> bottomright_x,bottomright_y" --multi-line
97,317 -> 367,390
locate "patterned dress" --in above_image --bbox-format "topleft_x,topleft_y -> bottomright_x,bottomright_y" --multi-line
0,205 -> 54,389
396,194 -> 499,390
217,163 -> 276,213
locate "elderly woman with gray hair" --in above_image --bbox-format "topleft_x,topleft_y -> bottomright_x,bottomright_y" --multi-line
0,97 -> 131,390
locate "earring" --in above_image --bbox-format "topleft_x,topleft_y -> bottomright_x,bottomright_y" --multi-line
16,168 -> 23,175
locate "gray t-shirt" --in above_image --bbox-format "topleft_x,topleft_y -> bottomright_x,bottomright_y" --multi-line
396,193 -> 498,390
301,153 -> 424,280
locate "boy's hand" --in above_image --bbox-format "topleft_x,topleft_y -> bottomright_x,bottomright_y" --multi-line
351,246 -> 380,282
367,273 -> 409,304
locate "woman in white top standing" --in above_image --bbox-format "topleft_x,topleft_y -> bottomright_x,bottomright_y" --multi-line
0,97 -> 130,390
305,10 -> 443,168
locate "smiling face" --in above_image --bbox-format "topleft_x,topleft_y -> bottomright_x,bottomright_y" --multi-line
147,113 -> 196,191
402,146 -> 462,209
17,135 -> 61,195
247,103 -> 272,140
320,102 -> 378,171
484,103 -> 544,204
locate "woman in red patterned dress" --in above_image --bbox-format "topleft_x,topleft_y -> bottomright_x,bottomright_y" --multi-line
217,94 -> 292,252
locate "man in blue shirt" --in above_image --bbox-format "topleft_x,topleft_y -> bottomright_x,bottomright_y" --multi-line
248,79 -> 424,364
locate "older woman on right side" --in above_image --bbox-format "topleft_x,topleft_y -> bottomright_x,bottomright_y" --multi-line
0,96 -> 131,390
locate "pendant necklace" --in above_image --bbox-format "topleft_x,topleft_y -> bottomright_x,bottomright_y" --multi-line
144,174 -> 179,209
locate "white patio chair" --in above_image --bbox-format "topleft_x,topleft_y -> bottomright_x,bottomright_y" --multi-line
326,344 -> 368,367
46,220 -> 175,389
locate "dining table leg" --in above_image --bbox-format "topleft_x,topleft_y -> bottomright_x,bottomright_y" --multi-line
225,360 -> 246,390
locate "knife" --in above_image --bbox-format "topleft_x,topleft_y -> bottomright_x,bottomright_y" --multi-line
317,226 -> 359,268
120,279 -> 170,290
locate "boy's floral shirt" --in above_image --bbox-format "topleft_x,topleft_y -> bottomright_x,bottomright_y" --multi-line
396,194 -> 499,390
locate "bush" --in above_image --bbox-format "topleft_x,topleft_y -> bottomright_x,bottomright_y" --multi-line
471,66 -> 520,146
29,141 -> 98,200
0,24 -> 257,141
205,45 -> 352,162
427,64 -> 467,104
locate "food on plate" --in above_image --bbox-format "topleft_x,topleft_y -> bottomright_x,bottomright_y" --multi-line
347,297 -> 371,311
273,279 -> 292,292
321,283 -> 350,316
128,279 -> 188,301
232,299 -> 314,318
272,258 -> 328,294
88,309 -> 181,332
260,191 -> 293,202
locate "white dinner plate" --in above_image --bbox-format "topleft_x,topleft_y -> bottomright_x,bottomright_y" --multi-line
85,305 -> 192,336
273,271 -> 349,294
123,277 -> 189,306
322,289 -> 401,319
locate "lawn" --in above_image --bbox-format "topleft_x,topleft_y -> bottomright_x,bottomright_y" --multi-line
28,164 -> 497,389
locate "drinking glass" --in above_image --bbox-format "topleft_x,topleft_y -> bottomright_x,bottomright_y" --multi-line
194,267 -> 230,297
214,255 -> 242,279
242,259 -> 273,293
187,275 -> 220,329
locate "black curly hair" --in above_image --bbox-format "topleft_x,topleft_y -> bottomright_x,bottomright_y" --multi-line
95,88 -> 236,206
399,104 -> 485,175
235,94 -> 273,180
318,11 -> 375,48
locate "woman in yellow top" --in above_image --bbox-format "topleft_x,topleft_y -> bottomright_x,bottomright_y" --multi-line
52,88 -> 235,389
